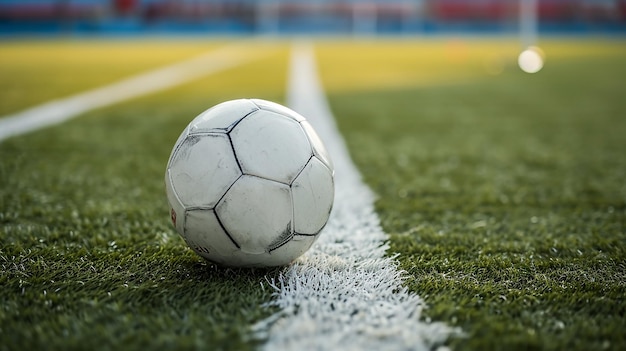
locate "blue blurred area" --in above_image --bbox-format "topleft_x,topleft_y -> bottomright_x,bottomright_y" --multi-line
0,0 -> 624,36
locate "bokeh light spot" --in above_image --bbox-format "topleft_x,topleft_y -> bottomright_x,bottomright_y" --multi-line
518,46 -> 545,74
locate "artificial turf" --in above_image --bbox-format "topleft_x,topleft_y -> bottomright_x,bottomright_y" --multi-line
1,38 -> 624,351
0,40 -> 226,116
0,43 -> 288,350
324,39 -> 626,351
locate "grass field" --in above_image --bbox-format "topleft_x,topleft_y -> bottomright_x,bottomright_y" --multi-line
1,38 -> 625,351
323,39 -> 626,350
0,41 -> 230,116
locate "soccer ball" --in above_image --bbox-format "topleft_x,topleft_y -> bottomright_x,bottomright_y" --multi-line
165,99 -> 334,267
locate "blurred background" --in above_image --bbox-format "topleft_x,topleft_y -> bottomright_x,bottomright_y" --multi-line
0,0 -> 624,36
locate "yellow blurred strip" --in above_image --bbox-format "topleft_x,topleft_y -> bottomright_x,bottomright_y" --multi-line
0,42 -> 274,142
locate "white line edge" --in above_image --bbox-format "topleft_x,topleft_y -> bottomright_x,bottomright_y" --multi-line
0,43 -> 265,142
253,42 -> 461,351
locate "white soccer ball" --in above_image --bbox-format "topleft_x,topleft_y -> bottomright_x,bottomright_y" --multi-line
165,99 -> 334,267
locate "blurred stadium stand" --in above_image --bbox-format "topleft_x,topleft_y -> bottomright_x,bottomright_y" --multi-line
0,0 -> 624,35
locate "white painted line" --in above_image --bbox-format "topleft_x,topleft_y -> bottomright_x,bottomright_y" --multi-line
0,43 -> 265,142
254,42 -> 460,350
